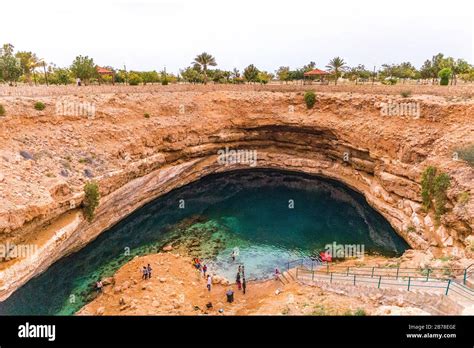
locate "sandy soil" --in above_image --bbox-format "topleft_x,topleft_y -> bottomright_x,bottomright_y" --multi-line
78,252 -> 379,316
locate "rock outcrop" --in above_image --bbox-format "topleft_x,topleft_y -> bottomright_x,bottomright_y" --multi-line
0,85 -> 473,301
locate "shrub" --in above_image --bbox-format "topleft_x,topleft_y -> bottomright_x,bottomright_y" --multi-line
433,173 -> 450,220
34,101 -> 46,111
382,78 -> 397,85
144,112 -> 150,118
0,104 -> 5,116
458,191 -> 470,205
311,304 -> 327,316
421,166 -> 437,210
128,72 -> 142,86
421,166 -> 451,222
161,79 -> 169,85
83,182 -> 100,222
344,308 -> 366,316
400,90 -> 412,98
456,144 -> 474,167
438,68 -> 452,86
304,91 -> 316,109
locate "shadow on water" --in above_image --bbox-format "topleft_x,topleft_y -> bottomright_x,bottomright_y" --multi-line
0,169 -> 409,315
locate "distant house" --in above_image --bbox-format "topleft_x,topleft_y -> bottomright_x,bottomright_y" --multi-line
303,69 -> 331,85
96,66 -> 115,84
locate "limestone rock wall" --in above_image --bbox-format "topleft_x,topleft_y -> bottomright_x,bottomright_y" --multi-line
0,88 -> 472,301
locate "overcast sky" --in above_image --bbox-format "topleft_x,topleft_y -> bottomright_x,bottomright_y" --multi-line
1,0 -> 473,73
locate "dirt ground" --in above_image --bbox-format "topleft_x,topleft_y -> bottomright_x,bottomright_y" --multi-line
78,252 -> 379,316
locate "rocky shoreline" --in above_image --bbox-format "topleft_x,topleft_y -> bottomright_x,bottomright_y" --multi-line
76,252 -> 392,316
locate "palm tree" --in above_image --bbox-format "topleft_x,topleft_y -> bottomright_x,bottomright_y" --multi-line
326,57 -> 347,85
15,51 -> 40,85
193,52 -> 217,84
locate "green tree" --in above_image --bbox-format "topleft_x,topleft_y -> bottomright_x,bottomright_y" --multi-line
140,71 -> 160,85
180,66 -> 205,84
70,55 -> 97,85
395,62 -> 418,81
257,71 -> 273,84
445,58 -> 471,85
438,68 -> 452,86
48,65 -> 72,85
276,66 -> 290,83
0,44 -> 22,85
128,72 -> 142,85
302,61 -> 316,72
243,64 -> 260,83
419,59 -> 433,81
346,64 -> 371,84
15,51 -> 40,85
192,52 -> 217,84
326,56 -> 347,85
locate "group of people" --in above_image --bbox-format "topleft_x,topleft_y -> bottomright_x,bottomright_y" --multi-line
226,264 -> 247,303
142,263 -> 153,280
193,257 -> 213,292
193,257 -> 208,278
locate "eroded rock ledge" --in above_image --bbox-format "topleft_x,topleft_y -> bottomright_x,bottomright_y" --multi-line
0,88 -> 473,301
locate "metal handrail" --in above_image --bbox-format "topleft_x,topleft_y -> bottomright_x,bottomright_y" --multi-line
295,265 -> 474,303
287,257 -> 471,280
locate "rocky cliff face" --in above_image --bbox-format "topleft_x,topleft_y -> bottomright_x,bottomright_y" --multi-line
0,87 -> 473,300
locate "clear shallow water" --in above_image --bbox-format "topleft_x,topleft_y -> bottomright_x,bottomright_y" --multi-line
0,169 -> 408,315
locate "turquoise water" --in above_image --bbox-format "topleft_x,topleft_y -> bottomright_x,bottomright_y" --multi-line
0,169 -> 408,315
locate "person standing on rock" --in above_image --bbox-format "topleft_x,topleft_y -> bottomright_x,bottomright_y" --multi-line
231,250 -> 236,262
207,274 -> 212,292
242,277 -> 246,295
96,280 -> 103,293
142,266 -> 148,280
147,264 -> 153,279
236,271 -> 242,290
226,289 -> 234,303
202,264 -> 208,278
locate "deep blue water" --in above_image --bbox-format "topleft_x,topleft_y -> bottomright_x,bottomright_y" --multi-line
0,169 -> 408,315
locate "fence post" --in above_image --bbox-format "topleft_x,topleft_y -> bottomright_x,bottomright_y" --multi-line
396,266 -> 400,280
445,279 -> 451,295
371,267 -> 375,278
330,272 -> 333,284
463,269 -> 467,285
296,267 -> 298,279
426,269 -> 431,282
353,274 -> 356,285
407,277 -> 411,291
312,269 -> 314,281
326,263 -> 329,274
378,275 -> 382,288
347,267 -> 350,276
